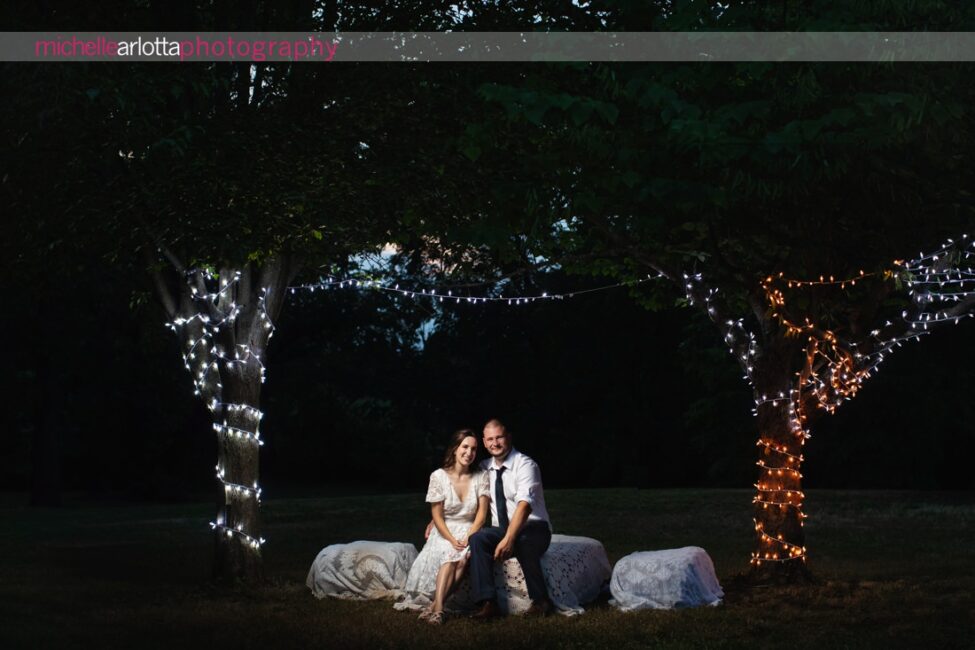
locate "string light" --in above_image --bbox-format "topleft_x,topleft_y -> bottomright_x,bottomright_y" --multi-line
167,269 -> 275,552
775,269 -> 874,289
209,520 -> 266,549
212,422 -> 264,445
287,274 -> 663,304
673,269 -> 805,565
739,233 -> 975,567
675,235 -> 973,566
751,519 -> 807,564
165,235 -> 970,567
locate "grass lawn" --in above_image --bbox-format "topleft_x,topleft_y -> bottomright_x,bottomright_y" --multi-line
1,489 -> 972,649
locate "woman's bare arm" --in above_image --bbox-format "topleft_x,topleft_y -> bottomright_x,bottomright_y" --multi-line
466,495 -> 490,540
430,502 -> 458,546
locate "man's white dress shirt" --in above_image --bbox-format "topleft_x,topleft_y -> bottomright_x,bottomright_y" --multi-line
480,448 -> 551,531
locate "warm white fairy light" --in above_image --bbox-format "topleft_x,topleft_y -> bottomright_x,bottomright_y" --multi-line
668,235 -> 975,567
754,498 -> 810,511
167,270 -> 275,551
738,233 -> 975,566
166,236 -> 972,565
756,439 -> 804,461
670,269 -> 810,565
756,461 -> 803,478
752,519 -> 807,563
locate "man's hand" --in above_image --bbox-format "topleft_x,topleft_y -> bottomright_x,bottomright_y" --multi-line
424,520 -> 434,540
493,535 -> 514,561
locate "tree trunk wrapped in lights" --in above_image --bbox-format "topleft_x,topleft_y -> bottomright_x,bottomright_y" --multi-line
672,236 -> 975,582
430,37 -> 975,583
749,344 -> 812,582
153,255 -> 295,581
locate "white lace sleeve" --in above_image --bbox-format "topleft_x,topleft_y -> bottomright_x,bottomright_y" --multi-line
425,470 -> 445,503
476,471 -> 491,499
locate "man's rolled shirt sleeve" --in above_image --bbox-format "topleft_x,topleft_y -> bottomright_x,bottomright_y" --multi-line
513,458 -> 543,510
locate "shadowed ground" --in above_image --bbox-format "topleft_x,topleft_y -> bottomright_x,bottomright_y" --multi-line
1,489 -> 972,649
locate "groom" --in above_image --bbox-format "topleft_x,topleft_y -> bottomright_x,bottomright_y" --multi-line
469,419 -> 554,618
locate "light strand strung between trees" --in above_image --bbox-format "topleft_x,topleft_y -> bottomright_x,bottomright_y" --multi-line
166,235 -> 972,556
287,274 -> 663,304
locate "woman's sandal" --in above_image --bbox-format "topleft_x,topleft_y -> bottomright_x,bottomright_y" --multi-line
426,611 -> 445,625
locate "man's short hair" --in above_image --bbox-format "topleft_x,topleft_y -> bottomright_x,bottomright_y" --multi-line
483,418 -> 506,433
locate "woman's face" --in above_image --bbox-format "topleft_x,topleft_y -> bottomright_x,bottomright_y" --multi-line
454,436 -> 478,468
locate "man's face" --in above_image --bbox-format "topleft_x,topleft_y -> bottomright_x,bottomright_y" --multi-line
483,425 -> 511,459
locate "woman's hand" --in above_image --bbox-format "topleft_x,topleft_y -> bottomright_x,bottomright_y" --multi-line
452,536 -> 467,551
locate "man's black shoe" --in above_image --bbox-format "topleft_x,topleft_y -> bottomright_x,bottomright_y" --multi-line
523,599 -> 554,617
470,599 -> 502,620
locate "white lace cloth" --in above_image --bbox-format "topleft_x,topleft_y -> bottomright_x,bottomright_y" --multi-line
503,534 -> 611,616
306,540 -> 418,600
396,533 -> 611,616
609,546 -> 723,610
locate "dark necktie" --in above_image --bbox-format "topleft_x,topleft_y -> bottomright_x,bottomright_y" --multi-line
495,466 -> 509,530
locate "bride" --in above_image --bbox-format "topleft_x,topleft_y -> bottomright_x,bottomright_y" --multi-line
395,429 -> 490,624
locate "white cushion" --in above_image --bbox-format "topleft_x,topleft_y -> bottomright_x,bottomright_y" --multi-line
306,540 -> 418,600
447,534 -> 612,616
609,546 -> 723,610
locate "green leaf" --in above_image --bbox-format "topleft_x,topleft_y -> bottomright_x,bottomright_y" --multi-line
460,142 -> 482,161
594,101 -> 619,125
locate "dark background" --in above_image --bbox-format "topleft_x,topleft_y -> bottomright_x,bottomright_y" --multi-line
3,0 -> 975,504
5,258 -> 974,502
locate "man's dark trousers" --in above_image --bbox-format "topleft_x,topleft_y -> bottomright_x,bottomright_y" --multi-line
468,520 -> 552,604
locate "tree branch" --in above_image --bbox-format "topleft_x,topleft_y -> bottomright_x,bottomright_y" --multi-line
143,247 -> 178,319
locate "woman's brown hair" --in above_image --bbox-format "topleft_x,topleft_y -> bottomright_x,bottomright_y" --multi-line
442,429 -> 477,471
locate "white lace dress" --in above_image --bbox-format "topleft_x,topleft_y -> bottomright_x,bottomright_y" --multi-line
393,468 -> 490,611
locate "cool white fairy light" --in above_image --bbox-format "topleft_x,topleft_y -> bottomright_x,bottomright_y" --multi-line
167,236 -> 972,561
172,269 -> 665,552
167,270 -> 275,551
288,274 -> 663,303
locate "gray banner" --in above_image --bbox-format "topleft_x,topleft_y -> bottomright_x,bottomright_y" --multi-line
3,31 -> 973,62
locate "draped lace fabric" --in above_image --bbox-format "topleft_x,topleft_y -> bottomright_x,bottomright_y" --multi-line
306,541 -> 418,600
396,533 -> 611,616
393,469 -> 490,611
609,546 -> 724,610
497,534 -> 611,616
